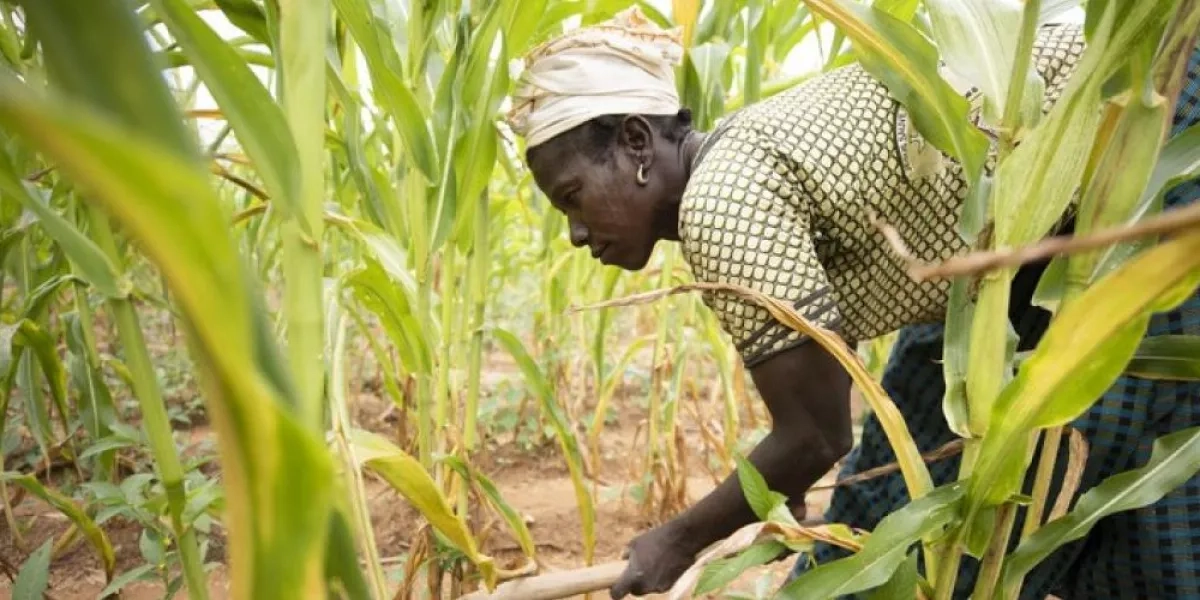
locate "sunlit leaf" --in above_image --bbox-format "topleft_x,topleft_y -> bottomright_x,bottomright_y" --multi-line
350,428 -> 497,586
925,0 -> 1044,127
150,0 -> 303,227
969,228 -> 1200,509
778,483 -> 965,599
493,327 -> 597,563
1003,425 -> 1200,592
801,0 -> 990,185
2,472 -> 116,580
695,540 -> 787,596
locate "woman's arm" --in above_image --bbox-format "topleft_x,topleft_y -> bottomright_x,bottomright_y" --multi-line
609,339 -> 853,598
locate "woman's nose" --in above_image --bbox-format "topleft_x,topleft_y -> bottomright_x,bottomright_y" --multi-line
569,221 -> 589,247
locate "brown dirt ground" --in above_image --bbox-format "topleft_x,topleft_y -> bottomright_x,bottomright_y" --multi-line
0,350 -> 860,600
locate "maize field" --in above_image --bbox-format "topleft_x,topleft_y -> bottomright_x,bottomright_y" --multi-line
0,0 -> 1198,599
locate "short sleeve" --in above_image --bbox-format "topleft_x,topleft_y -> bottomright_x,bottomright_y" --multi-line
679,128 -> 843,368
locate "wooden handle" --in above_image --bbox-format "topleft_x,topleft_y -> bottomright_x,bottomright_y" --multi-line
458,561 -> 627,600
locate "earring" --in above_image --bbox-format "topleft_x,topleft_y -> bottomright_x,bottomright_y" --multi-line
636,163 -> 648,186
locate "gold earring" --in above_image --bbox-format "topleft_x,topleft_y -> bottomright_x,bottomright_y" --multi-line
636,163 -> 648,185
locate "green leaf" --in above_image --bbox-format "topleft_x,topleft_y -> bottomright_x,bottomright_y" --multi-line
969,229 -> 1200,509
695,540 -> 788,596
213,0 -> 272,46
925,0 -> 1044,127
940,277 -> 974,437
778,483 -> 965,599
442,455 -> 538,558
98,564 -> 158,598
735,454 -> 786,521
872,0 -> 918,21
79,436 -> 137,459
149,0 -> 302,227
12,540 -> 52,600
323,507 -> 373,600
994,0 -> 1173,247
493,327 -> 597,562
2,472 -> 116,579
1093,121 -> 1200,279
1124,335 -> 1200,381
20,0 -> 196,158
802,0 -> 990,185
11,320 -> 68,430
350,428 -> 496,583
341,259 -> 431,375
866,549 -> 918,600
1002,425 -> 1200,591
332,0 -> 438,181
0,39 -> 337,600
0,153 -> 124,299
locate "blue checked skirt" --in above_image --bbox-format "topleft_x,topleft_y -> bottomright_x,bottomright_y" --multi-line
788,47 -> 1200,599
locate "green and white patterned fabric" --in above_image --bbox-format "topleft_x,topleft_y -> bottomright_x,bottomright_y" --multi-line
679,23 -> 1086,367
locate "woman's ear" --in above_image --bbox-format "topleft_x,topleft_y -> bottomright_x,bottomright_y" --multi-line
619,115 -> 655,167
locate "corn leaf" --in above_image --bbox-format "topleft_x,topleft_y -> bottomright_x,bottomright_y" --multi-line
940,277 -> 974,438
493,327 -> 597,563
332,0 -> 438,181
695,540 -> 788,596
925,0 -> 1044,128
1002,425 -> 1200,590
12,539 -> 52,600
349,428 -> 497,585
2,472 -> 116,580
872,0 -> 918,21
778,483 -> 965,599
19,0 -> 196,159
735,454 -> 788,521
150,0 -> 302,228
323,507 -> 373,600
0,68 -> 337,600
801,0 -> 990,185
866,549 -> 919,600
1124,335 -> 1200,381
214,0 -> 273,46
65,315 -> 118,449
969,228 -> 1200,508
1091,121 -> 1200,281
0,153 -> 124,299
994,0 -> 1173,247
442,455 -> 537,558
341,260 -> 431,375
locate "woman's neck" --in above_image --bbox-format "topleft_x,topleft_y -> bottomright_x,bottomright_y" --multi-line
656,129 -> 709,242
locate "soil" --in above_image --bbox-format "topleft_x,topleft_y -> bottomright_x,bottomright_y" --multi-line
0,350 -> 859,600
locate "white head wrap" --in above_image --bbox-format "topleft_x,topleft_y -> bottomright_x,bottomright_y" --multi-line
506,6 -> 685,149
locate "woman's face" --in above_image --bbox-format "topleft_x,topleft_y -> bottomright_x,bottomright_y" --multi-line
527,117 -> 680,271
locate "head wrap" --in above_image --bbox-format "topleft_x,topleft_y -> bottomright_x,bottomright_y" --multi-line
506,6 -> 685,149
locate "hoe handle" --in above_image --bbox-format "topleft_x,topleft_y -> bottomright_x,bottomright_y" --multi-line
458,561 -> 627,600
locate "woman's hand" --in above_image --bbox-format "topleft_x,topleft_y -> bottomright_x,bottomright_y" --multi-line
609,525 -> 697,599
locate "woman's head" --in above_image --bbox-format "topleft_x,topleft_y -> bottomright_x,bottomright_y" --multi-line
524,109 -> 695,270
506,7 -> 697,271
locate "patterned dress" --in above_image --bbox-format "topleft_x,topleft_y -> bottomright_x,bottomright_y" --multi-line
680,24 -> 1084,367
677,20 -> 1200,600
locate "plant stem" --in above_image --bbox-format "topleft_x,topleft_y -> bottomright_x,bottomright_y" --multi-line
1020,426 -> 1063,539
464,189 -> 489,455
328,311 -> 389,600
973,502 -> 1018,600
280,0 -> 330,432
86,209 -> 209,600
435,250 -> 457,471
999,0 -> 1043,155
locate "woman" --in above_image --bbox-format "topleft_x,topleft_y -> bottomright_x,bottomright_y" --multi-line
505,7 -> 1200,599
